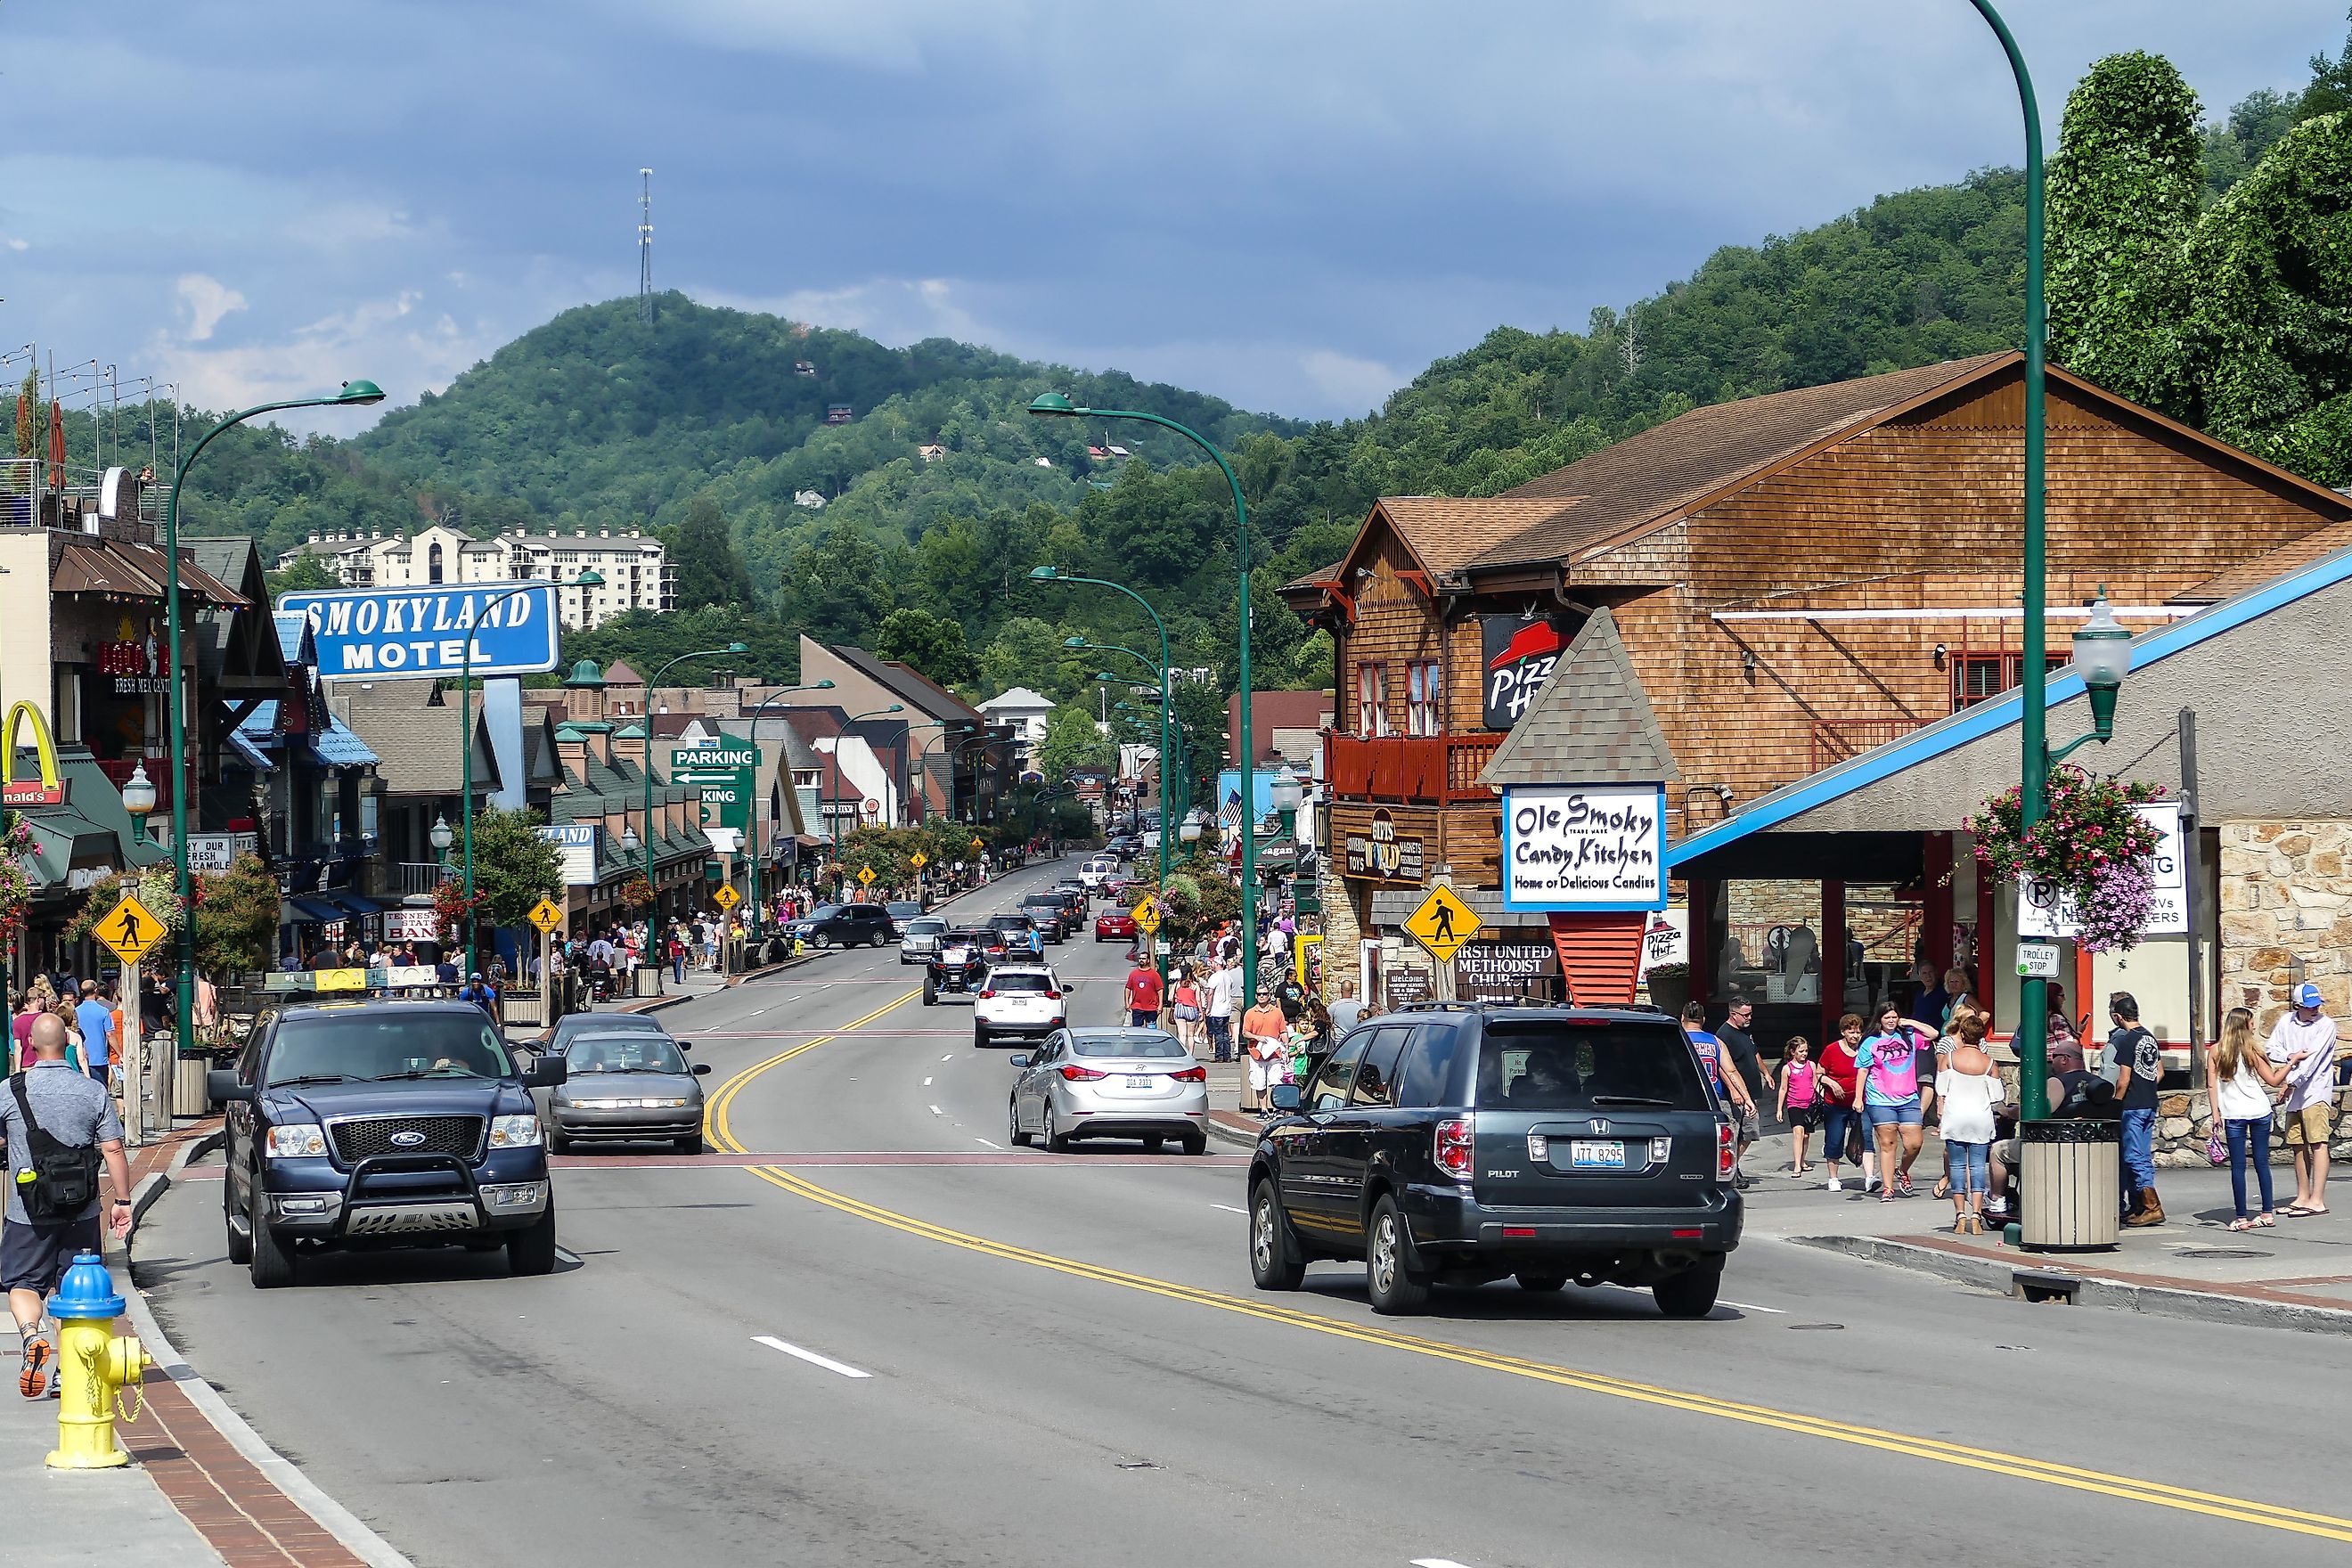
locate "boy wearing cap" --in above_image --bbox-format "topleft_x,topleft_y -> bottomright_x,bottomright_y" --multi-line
2267,984 -> 2339,1217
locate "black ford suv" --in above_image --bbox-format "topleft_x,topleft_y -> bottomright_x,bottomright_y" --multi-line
786,902 -> 896,949
1246,1002 -> 1739,1317
210,1000 -> 567,1288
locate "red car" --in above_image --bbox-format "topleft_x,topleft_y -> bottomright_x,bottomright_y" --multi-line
1094,909 -> 1138,943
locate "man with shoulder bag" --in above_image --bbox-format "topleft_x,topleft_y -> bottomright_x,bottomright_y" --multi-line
4,1013 -> 133,1399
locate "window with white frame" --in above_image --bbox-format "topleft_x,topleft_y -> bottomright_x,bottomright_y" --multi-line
1356,662 -> 1390,737
1406,660 -> 1441,736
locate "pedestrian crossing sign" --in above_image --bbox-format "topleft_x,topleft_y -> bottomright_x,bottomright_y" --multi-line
527,897 -> 566,934
711,885 -> 740,911
96,892 -> 167,966
910,852 -> 927,870
857,866 -> 877,887
1132,898 -> 1161,934
1403,884 -> 1481,963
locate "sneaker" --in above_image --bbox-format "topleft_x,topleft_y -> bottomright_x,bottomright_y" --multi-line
1826,1177 -> 1842,1192
17,1340 -> 49,1401
1897,1173 -> 1915,1198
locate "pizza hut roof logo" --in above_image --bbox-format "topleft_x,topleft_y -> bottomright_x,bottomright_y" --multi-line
1487,620 -> 1564,674
1484,617 -> 1567,730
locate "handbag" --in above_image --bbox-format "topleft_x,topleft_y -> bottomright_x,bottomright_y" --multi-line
1844,1119 -> 1866,1165
9,1072 -> 99,1223
2207,1129 -> 2229,1166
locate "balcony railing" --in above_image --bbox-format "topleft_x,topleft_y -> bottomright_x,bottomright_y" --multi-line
1809,717 -> 1927,772
395,862 -> 453,896
1325,733 -> 1502,805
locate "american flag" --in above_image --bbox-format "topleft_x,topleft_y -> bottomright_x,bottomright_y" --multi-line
1219,785 -> 1244,828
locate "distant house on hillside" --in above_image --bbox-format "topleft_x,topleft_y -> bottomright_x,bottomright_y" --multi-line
1086,445 -> 1110,461
825,404 -> 853,425
918,443 -> 947,462
793,490 -> 827,510
793,360 -> 817,376
1107,445 -> 1130,459
1033,456 -> 1053,468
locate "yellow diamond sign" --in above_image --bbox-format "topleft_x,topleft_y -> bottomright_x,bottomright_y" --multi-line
95,893 -> 167,966
1131,897 -> 1162,934
910,852 -> 927,870
527,897 -> 566,934
969,837 -> 984,852
712,884 -> 740,911
857,866 -> 877,887
1403,884 -> 1482,963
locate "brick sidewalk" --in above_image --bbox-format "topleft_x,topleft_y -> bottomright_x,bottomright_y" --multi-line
117,1378 -> 367,1566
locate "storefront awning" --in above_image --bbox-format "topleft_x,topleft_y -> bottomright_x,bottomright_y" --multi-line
282,895 -> 345,925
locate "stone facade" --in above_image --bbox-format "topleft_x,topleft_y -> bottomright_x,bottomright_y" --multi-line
2150,1086 -> 2352,1170
2217,819 -> 2352,1031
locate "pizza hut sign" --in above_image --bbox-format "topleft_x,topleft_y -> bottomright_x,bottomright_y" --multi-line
1482,615 -> 1565,731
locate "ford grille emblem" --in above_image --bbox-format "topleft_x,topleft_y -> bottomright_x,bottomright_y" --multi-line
388,1130 -> 428,1147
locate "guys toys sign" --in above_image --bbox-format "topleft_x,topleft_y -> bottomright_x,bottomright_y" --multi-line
1481,615 -> 1564,731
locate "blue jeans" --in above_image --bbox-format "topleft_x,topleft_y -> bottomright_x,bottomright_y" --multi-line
1948,1139 -> 1990,1197
672,955 -> 686,984
2119,1107 -> 2158,1208
1206,1016 -> 1233,1061
1821,1106 -> 1866,1169
2226,1116 -> 2276,1219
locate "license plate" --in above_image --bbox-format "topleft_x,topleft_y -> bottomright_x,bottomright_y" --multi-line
1125,1075 -> 1155,1089
1569,1139 -> 1627,1170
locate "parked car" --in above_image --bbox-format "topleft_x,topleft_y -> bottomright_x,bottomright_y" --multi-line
885,901 -> 926,938
925,928 -> 992,1006
1245,1002 -> 1741,1317
1094,908 -> 1137,943
1009,1026 -> 1208,1155
545,1025 -> 711,1154
210,1000 -> 567,1287
899,915 -> 950,965
786,902 -> 896,949
973,964 -> 1066,1047
1020,893 -> 1073,943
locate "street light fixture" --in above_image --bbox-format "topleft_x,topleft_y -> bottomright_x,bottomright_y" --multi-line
739,679 -> 836,927
641,643 -> 749,924
459,570 -> 603,975
429,814 -> 454,859
161,380 -> 381,1064
2060,591 -> 2132,753
119,763 -> 156,845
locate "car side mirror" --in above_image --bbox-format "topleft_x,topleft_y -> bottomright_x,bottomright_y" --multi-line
521,1058 -> 569,1088
691,1062 -> 712,1076
1268,1084 -> 1303,1114
1009,1054 -> 1031,1068
207,1069 -> 253,1106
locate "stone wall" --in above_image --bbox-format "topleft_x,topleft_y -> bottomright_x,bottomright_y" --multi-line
2218,819 -> 2352,1030
2151,1085 -> 2352,1170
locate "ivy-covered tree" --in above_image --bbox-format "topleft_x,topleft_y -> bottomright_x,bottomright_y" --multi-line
873,606 -> 976,685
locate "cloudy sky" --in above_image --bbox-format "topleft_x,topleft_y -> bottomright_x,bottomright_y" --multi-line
1,1 -> 2338,430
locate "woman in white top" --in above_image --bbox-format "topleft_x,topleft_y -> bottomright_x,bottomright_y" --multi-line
1932,1013 -> 2004,1235
2207,1006 -> 2299,1229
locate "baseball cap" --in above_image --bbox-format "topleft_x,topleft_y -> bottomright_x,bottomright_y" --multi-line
2295,982 -> 2324,1009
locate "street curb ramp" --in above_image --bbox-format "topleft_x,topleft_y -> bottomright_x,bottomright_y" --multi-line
118,1131 -> 419,1568
1794,1232 -> 2352,1337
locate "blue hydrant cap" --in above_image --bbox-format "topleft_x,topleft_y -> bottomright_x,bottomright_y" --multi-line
48,1252 -> 125,1320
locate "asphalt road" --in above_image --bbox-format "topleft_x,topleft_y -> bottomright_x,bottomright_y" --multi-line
135,857 -> 2352,1567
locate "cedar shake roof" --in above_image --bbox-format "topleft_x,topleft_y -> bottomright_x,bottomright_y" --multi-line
2176,519 -> 2352,604
1472,354 -> 2013,571
1374,497 -> 1586,578
1478,608 -> 1678,788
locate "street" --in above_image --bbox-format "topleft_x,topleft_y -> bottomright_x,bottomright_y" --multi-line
129,859 -> 2352,1568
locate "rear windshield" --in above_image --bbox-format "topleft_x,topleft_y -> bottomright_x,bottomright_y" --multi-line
990,914 -> 1034,930
908,918 -> 946,935
1474,1024 -> 1710,1112
267,1012 -> 515,1085
1073,1032 -> 1184,1058
990,972 -> 1055,993
887,902 -> 923,918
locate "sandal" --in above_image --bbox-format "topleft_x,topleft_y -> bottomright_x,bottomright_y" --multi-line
2256,1213 -> 2277,1227
2227,1217 -> 2257,1232
1932,1177 -> 1951,1200
16,1340 -> 48,1401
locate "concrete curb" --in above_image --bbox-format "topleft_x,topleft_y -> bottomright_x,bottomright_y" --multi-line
1793,1232 -> 2352,1336
1206,1115 -> 1260,1154
121,1135 -> 418,1568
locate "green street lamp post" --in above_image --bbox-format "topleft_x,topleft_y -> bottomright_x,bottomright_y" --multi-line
639,644 -> 748,934
459,571 -> 604,977
737,680 -> 834,933
946,729 -> 1004,824
1030,396 -> 1257,1004
1027,566 -> 1178,990
827,705 -> 904,886
162,380 -> 382,1065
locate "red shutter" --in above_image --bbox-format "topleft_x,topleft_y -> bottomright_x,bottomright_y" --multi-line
1546,911 -> 1647,1007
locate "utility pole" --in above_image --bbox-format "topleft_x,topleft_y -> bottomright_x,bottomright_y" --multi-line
637,168 -> 656,325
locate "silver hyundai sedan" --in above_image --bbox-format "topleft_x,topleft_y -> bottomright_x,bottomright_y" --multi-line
1007,1027 -> 1208,1156
548,1028 -> 712,1153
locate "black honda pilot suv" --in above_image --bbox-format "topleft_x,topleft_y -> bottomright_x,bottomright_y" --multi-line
209,1000 -> 566,1288
1246,1002 -> 1740,1317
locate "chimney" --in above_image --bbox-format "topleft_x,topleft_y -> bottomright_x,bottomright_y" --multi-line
556,732 -> 589,778
598,527 -> 610,538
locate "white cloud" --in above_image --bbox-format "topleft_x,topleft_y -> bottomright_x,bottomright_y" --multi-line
1299,350 -> 1401,419
174,274 -> 248,342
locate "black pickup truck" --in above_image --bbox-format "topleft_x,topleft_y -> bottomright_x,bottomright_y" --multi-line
209,999 -> 567,1288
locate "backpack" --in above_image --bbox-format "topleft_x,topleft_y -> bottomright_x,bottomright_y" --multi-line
9,1072 -> 99,1223
1865,1033 -> 1920,1100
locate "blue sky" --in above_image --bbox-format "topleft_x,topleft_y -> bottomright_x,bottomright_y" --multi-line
0,1 -> 2339,432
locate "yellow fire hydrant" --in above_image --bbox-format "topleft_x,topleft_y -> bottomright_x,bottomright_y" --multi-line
45,1251 -> 149,1470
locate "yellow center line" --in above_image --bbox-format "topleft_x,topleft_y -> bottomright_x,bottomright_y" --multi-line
702,993 -> 2352,1545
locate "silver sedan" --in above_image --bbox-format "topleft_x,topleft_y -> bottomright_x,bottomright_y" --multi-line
1007,1027 -> 1209,1156
548,1029 -> 712,1153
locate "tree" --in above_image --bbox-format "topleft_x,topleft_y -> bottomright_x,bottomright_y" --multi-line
265,553 -> 337,599
1034,700 -> 1111,784
777,523 -> 895,645
2302,7 -> 2352,120
193,855 -> 282,978
978,616 -> 1088,703
2046,52 -> 2204,413
470,805 -> 565,932
2205,89 -> 2302,200
873,606 -> 976,685
667,494 -> 757,610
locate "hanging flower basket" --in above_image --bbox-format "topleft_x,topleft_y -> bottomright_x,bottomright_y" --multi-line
0,814 -> 36,942
617,875 -> 657,911
431,878 -> 488,944
1964,765 -> 2163,953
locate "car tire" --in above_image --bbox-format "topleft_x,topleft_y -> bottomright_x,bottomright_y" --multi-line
223,1177 -> 253,1266
923,984 -> 937,1007
1009,1098 -> 1033,1147
1249,1180 -> 1306,1291
507,1204 -> 559,1277
1516,1273 -> 1569,1294
1653,1258 -> 1723,1319
812,933 -> 830,950
675,1132 -> 705,1155
1182,1133 -> 1208,1156
1142,1134 -> 1164,1155
249,1190 -> 297,1290
1044,1103 -> 1072,1154
974,1025 -> 991,1047
1365,1196 -> 1431,1316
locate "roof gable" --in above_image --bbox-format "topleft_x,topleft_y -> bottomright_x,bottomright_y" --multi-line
1479,608 -> 1679,788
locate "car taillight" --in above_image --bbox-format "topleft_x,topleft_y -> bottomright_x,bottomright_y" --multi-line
1170,1066 -> 1206,1082
979,989 -> 995,1000
1044,990 -> 1061,1000
1058,1065 -> 1107,1082
1435,1116 -> 1474,1182
1717,1120 -> 1736,1179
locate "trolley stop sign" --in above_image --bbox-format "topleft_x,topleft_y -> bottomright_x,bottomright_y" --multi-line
527,897 -> 566,934
97,893 -> 167,965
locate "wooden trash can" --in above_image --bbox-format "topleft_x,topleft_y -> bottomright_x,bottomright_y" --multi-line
2020,1119 -> 2120,1253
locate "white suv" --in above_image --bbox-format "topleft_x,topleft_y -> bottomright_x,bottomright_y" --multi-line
1077,859 -> 1115,891
974,965 -> 1066,1047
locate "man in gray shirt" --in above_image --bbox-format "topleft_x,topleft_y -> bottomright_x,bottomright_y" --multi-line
5,1013 -> 132,1400
1327,979 -> 1365,1039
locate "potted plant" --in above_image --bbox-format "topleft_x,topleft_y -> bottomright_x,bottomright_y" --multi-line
1965,765 -> 2164,952
1643,960 -> 1691,1016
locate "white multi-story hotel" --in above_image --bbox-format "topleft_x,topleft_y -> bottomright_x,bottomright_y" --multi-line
276,522 -> 674,630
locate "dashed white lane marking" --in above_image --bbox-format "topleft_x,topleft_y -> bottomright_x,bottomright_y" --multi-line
974,1138 -> 1002,1150
554,1246 -> 584,1265
929,1105 -> 944,1116
941,1055 -> 953,1063
1410,1559 -> 1474,1567
924,1077 -> 934,1086
753,1335 -> 873,1379
1210,1204 -> 1248,1215
1719,1300 -> 1786,1314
